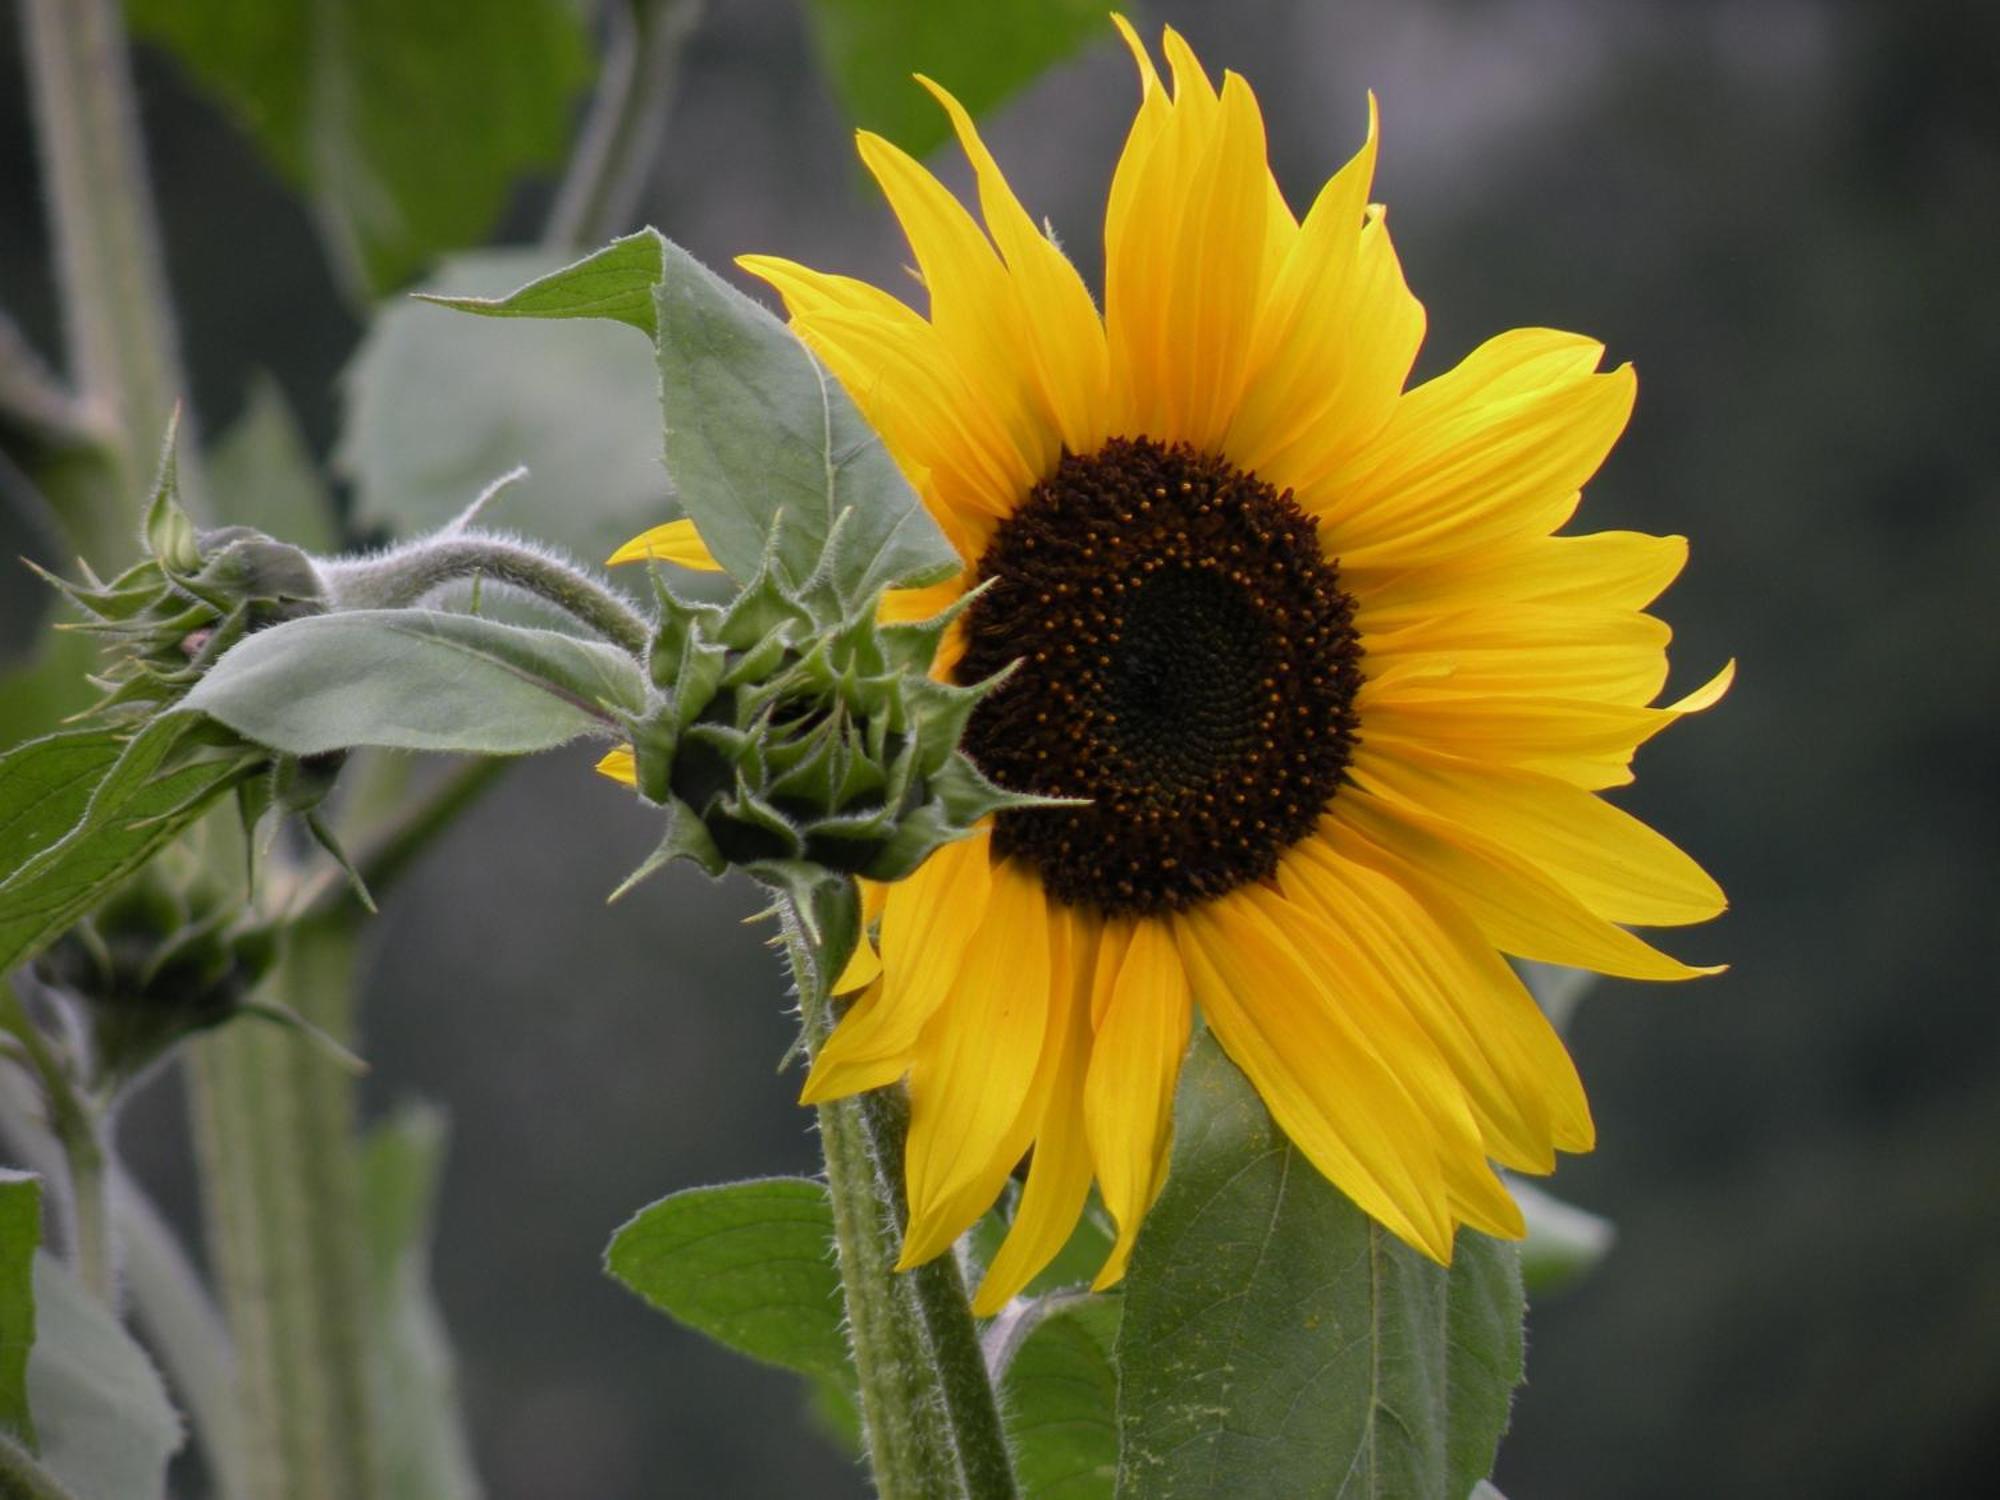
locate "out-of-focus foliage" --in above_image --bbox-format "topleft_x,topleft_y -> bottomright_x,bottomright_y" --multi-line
125,0 -> 591,296
802,0 -> 1107,158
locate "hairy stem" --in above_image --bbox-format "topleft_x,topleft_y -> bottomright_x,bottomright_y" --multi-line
189,920 -> 382,1500
2,984 -> 115,1308
787,893 -> 1018,1500
19,0 -> 199,525
544,0 -> 704,249
317,535 -> 651,657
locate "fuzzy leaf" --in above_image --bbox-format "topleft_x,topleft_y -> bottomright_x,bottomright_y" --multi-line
650,237 -> 960,596
127,0 -> 590,296
417,231 -> 665,338
342,249 -> 674,571
1114,1032 -> 1525,1499
0,716 -> 257,976
0,1172 -> 41,1443
605,1177 -> 858,1434
186,609 -> 645,756
26,1252 -> 183,1500
802,0 -> 1105,158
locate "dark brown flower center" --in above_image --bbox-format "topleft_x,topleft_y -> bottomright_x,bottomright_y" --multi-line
954,437 -> 1363,917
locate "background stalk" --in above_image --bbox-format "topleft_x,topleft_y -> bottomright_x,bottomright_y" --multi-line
188,918 -> 381,1500
786,896 -> 1019,1500
19,0 -> 200,525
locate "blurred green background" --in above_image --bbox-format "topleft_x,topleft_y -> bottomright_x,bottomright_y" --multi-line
3,0 -> 1996,1495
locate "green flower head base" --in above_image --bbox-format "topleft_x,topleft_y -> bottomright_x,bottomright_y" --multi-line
611,534 -> 1052,905
35,432 -> 326,724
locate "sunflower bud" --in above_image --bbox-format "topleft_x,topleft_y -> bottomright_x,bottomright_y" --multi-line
41,448 -> 327,724
616,543 -> 1042,901
29,854 -> 279,1092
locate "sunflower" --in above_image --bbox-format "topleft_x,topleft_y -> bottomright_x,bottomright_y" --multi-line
607,20 -> 1731,1315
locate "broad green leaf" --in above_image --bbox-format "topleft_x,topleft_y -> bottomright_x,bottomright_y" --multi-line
360,1105 -> 481,1500
0,1172 -> 41,1442
0,730 -> 129,889
803,0 -> 1107,159
127,0 -> 590,296
1510,1177 -> 1616,1295
605,1177 -> 849,1385
340,249 -> 672,571
419,231 -> 666,338
26,1251 -> 183,1500
209,374 -> 339,555
1114,1033 -> 1525,1500
1003,1297 -> 1120,1500
0,716 -> 258,976
186,609 -> 645,757
650,237 -> 959,595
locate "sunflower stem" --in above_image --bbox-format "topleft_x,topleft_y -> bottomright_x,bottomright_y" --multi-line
783,889 -> 1018,1500
316,534 -> 651,657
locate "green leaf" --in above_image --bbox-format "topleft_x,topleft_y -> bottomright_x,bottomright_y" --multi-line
424,231 -> 960,597
1114,1033 -> 1525,1499
650,237 -> 959,595
802,0 -> 1107,159
360,1105 -> 481,1500
209,374 -> 339,555
185,609 -> 645,757
26,1252 -> 183,1500
341,249 -> 673,570
1003,1297 -> 1120,1500
0,1172 -> 42,1443
605,1176 -> 860,1438
0,716 -> 258,976
418,231 -> 666,338
0,731 -> 129,889
1510,1177 -> 1616,1295
127,0 -> 590,297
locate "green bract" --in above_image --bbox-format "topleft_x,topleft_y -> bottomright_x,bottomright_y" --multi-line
40,434 -> 326,725
616,529 -> 1040,902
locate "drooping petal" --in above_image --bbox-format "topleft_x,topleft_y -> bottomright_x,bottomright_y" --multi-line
973,906 -> 1102,1313
1280,831 -> 1594,1163
1082,918 -> 1193,1288
1333,795 -> 1723,982
800,831 -> 993,1102
1177,889 -> 1457,1260
1307,328 -> 1636,570
899,860 -> 1057,1263
1351,743 -> 1727,928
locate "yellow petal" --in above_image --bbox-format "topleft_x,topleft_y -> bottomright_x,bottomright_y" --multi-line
1177,890 -> 1457,1260
915,76 -> 1111,457
1280,832 -> 1593,1164
1309,328 -> 1636,570
594,745 -> 637,787
1334,794 -> 1724,982
973,907 -> 1101,1314
1352,743 -> 1727,928
1104,29 -> 1273,449
1350,530 -> 1689,627
800,831 -> 993,1103
899,861 -> 1057,1263
1227,99 -> 1425,491
1362,602 -> 1673,708
1083,917 -> 1193,1289
606,518 -> 722,571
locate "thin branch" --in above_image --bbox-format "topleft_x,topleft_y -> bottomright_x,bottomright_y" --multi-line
544,0 -> 705,249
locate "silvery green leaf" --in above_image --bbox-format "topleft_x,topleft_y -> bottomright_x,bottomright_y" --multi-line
187,610 -> 645,757
26,1252 -> 183,1500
